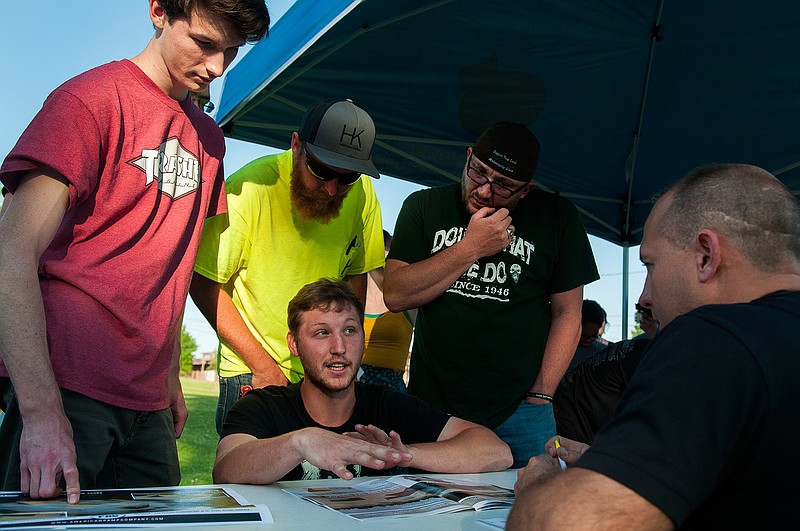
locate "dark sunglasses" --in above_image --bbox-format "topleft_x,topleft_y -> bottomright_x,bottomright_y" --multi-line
635,302 -> 653,318
303,144 -> 362,186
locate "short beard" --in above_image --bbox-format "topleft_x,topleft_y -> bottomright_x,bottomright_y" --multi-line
291,159 -> 348,224
304,368 -> 356,396
301,353 -> 357,396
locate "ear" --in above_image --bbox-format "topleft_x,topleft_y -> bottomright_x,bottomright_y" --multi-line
695,229 -> 722,283
518,181 -> 537,199
287,331 -> 300,358
290,132 -> 302,154
149,0 -> 167,30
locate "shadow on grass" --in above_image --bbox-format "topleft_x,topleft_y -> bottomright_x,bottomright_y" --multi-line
178,379 -> 218,485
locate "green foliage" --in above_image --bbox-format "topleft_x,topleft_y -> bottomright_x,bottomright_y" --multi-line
180,326 -> 198,375
630,310 -> 644,337
178,378 -> 218,485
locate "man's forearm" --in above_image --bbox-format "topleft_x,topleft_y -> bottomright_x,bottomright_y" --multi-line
383,241 -> 479,311
507,472 -> 569,530
0,265 -> 65,420
344,273 -> 367,306
0,170 -> 70,424
214,300 -> 280,376
407,426 -> 513,473
531,320 -> 579,395
214,432 -> 302,485
0,248 -> 75,500
507,468 -> 675,530
189,273 -> 284,379
529,288 -> 583,397
215,428 -> 410,485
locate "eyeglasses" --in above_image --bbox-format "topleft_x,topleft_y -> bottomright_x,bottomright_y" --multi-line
302,144 -> 362,186
635,302 -> 653,318
466,154 -> 528,198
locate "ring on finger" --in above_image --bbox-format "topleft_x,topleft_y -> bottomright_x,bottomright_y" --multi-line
507,228 -> 515,239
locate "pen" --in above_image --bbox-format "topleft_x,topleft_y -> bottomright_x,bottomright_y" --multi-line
554,438 -> 567,470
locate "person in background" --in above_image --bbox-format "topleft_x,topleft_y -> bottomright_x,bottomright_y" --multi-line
553,335 -> 650,444
384,122 -> 599,468
359,230 -> 416,392
554,296 -> 659,444
213,279 -> 512,484
189,86 -> 213,112
635,302 -> 659,338
0,0 -> 269,502
190,98 -> 385,436
567,300 -> 607,371
508,163 -> 800,529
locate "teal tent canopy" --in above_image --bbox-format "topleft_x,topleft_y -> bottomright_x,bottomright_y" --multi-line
215,0 -> 800,246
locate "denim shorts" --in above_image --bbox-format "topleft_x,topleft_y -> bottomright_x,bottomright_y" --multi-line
359,365 -> 406,393
493,400 -> 557,468
216,373 -> 254,436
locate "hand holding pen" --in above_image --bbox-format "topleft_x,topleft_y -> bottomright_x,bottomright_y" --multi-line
514,435 -> 591,494
554,439 -> 568,470
545,435 -> 590,468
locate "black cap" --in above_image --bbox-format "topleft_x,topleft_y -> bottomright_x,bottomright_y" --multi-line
472,122 -> 541,182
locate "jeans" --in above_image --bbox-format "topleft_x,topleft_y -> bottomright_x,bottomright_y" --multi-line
0,381 -> 179,491
359,364 -> 406,393
216,373 -> 253,436
493,400 -> 557,469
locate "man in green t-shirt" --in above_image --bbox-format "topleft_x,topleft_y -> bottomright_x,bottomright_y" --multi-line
384,122 -> 598,467
191,99 -> 385,435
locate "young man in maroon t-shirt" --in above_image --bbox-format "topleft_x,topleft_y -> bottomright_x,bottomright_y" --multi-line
0,0 -> 269,503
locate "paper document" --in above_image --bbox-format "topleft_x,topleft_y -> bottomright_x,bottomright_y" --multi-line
0,486 -> 272,529
283,474 -> 514,520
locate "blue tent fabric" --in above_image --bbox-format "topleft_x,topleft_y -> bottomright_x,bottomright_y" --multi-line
215,0 -> 800,246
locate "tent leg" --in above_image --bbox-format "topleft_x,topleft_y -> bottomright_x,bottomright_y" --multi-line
621,243 -> 630,339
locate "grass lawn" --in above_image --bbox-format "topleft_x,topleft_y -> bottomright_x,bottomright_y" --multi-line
177,378 -> 219,485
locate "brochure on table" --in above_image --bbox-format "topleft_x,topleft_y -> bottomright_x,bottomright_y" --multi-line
283,474 -> 514,520
0,486 -> 272,529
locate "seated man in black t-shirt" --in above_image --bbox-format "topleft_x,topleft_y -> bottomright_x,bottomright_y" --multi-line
508,164 -> 800,529
213,279 -> 512,484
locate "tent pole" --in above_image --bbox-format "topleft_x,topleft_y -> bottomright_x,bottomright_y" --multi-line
621,243 -> 630,339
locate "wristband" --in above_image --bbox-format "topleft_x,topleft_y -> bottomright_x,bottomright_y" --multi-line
526,392 -> 553,402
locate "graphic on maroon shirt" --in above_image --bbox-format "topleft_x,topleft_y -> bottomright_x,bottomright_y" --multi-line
127,136 -> 201,199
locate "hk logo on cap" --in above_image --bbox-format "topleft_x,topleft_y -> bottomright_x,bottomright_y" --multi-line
340,125 -> 365,149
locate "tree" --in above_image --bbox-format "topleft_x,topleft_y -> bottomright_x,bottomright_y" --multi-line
180,325 -> 198,375
630,311 -> 645,338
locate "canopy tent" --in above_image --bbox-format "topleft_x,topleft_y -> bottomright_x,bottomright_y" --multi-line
214,0 -> 800,333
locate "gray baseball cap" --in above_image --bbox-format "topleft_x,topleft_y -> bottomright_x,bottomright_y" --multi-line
298,98 -> 380,179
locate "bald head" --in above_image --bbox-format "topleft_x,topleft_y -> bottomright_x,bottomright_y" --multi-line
655,164 -> 800,271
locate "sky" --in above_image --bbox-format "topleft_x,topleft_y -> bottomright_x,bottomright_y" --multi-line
0,0 -> 647,353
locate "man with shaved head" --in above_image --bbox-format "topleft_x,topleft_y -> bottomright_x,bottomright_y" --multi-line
508,164 -> 800,529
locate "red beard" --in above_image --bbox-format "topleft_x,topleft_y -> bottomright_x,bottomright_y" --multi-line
290,159 -> 348,223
